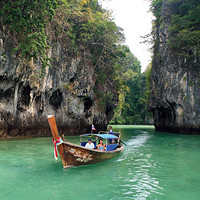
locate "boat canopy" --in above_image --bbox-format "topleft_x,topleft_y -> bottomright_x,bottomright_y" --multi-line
80,133 -> 118,139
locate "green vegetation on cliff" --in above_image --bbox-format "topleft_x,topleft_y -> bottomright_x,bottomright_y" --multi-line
1,0 -> 126,108
0,0 -> 58,68
151,0 -> 200,63
0,0 -> 124,70
0,0 -> 152,125
169,0 -> 200,61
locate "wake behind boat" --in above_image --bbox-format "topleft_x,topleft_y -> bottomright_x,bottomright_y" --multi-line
48,115 -> 124,168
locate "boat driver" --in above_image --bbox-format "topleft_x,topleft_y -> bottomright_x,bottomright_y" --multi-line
108,126 -> 113,134
85,138 -> 94,149
108,126 -> 114,143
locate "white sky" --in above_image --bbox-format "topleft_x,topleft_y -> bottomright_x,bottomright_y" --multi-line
99,0 -> 153,72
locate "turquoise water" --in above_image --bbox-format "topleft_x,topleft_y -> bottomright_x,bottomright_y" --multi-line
0,126 -> 200,200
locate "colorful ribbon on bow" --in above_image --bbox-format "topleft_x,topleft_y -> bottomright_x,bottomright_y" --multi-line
52,137 -> 63,160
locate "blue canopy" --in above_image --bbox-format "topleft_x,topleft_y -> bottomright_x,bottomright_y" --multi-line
80,133 -> 118,139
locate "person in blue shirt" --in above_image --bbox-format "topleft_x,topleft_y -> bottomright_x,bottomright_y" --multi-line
97,139 -> 106,151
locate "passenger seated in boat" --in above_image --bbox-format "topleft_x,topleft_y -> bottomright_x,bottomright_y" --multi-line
97,139 -> 106,151
85,139 -> 94,149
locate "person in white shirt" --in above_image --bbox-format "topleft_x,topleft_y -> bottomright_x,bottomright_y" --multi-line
85,139 -> 94,149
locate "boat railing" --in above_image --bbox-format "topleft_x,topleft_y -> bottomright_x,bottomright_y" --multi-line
98,131 -> 107,134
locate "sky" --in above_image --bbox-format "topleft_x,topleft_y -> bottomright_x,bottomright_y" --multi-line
99,0 -> 153,72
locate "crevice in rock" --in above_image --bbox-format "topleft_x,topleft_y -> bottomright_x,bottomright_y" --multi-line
13,82 -> 19,115
35,95 -> 44,114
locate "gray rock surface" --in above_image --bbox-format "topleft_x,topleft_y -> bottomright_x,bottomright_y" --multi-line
149,0 -> 200,134
0,23 -> 117,138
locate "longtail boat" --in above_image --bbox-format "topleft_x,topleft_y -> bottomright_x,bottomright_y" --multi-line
47,115 -> 124,168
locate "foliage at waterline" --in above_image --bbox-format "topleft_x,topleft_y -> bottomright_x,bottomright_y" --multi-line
110,49 -> 153,125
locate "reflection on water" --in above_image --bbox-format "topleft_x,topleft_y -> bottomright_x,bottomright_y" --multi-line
0,126 -> 200,200
114,131 -> 163,200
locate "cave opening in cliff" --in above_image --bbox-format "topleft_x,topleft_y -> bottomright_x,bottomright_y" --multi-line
49,89 -> 63,109
70,77 -> 75,83
156,106 -> 176,127
17,84 -> 31,112
0,88 -> 13,99
84,97 -> 93,112
22,85 -> 31,106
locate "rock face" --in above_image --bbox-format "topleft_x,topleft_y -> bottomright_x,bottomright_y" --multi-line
149,0 -> 200,134
0,22 -> 118,138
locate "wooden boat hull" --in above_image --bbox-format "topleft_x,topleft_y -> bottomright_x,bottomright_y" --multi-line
47,115 -> 123,168
59,141 -> 124,168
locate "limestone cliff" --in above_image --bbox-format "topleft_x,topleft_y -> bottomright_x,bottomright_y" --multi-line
149,0 -> 200,134
0,21 -> 118,138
